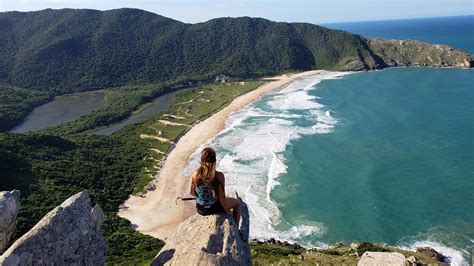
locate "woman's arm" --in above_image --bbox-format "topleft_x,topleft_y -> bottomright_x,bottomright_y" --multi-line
189,171 -> 197,196
216,173 -> 228,209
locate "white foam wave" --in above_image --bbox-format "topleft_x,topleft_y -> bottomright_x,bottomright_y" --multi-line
219,107 -> 302,136
266,153 -> 286,202
311,109 -> 337,124
183,72 -> 353,243
267,90 -> 324,110
278,224 -> 323,240
398,240 -> 468,266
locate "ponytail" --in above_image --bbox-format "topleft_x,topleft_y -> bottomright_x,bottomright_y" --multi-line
192,147 -> 217,189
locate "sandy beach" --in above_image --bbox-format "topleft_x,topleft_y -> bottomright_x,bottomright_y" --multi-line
117,70 -> 330,240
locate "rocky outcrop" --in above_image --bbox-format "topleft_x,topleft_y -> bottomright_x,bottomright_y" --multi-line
250,238 -> 303,250
358,252 -> 408,266
0,190 -> 20,254
367,38 -> 473,69
214,75 -> 234,84
415,246 -> 446,262
153,192 -> 250,266
0,191 -> 107,266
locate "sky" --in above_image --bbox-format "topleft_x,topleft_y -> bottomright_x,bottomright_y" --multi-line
1,0 -> 473,24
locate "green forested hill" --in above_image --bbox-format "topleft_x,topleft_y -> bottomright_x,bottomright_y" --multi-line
0,8 -> 184,90
0,8 -> 383,131
0,8 -> 378,91
0,8 -> 471,132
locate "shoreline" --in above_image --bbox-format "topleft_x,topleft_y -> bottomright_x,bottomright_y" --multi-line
116,68 -> 470,266
117,70 -> 331,240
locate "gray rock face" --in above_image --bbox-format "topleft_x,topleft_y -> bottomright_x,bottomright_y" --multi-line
0,190 -> 20,254
153,192 -> 251,266
358,252 -> 408,266
415,246 -> 446,262
367,38 -> 473,70
0,191 -> 107,266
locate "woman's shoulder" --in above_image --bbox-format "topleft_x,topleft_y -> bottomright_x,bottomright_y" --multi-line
192,168 -> 200,176
191,170 -> 201,182
215,171 -> 225,181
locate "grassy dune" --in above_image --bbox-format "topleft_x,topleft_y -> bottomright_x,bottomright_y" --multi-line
131,81 -> 263,194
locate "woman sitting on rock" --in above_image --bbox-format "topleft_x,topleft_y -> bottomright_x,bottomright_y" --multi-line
189,147 -> 241,226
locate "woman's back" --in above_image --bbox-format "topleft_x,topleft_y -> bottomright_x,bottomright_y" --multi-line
195,178 -> 218,207
189,148 -> 241,231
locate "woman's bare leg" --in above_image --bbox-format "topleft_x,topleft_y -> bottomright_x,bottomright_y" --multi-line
224,197 -> 241,226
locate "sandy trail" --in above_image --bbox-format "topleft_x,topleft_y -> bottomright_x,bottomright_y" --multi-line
158,120 -> 190,127
118,70 -> 329,240
140,134 -> 170,143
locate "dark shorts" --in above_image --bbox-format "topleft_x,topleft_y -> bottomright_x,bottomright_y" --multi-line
196,201 -> 226,216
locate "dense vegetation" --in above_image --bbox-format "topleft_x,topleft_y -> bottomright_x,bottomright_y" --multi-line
0,83 -> 50,131
250,242 -> 445,265
0,8 -> 377,91
0,8 -> 382,132
0,81 -> 262,264
1,9 -> 471,132
0,130 -> 164,264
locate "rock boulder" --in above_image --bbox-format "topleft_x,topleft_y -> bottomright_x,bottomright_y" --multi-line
153,192 -> 250,266
358,252 -> 408,266
0,190 -> 20,253
415,246 -> 446,262
0,191 -> 107,265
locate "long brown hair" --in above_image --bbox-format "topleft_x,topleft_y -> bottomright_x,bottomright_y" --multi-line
192,147 -> 218,190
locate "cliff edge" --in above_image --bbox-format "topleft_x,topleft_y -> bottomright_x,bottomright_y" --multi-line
0,191 -> 107,266
0,190 -> 20,254
152,192 -> 251,266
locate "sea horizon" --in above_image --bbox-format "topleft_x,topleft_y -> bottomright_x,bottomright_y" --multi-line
323,14 -> 473,26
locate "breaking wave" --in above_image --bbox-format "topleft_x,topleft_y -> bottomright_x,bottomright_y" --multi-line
183,72 -> 352,242
396,224 -> 473,265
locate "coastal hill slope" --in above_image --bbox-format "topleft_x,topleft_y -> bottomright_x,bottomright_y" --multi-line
1,8 -> 471,92
0,8 -> 368,91
2,8 -> 371,90
0,8 -> 472,132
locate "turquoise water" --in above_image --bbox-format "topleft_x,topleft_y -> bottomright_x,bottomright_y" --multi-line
184,16 -> 474,265
276,68 -> 474,263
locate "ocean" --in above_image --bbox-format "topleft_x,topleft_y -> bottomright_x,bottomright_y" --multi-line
184,16 -> 474,265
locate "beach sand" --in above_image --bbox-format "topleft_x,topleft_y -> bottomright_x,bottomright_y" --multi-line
117,70 -> 329,240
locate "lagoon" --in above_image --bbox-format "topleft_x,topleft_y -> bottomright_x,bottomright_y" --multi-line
9,91 -> 106,133
90,88 -> 188,135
